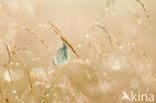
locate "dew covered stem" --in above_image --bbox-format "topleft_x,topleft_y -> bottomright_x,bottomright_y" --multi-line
136,0 -> 151,26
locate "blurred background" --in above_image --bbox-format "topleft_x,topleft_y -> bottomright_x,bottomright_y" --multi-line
0,0 -> 156,103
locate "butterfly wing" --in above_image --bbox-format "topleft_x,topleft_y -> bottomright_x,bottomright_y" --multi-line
53,43 -> 70,66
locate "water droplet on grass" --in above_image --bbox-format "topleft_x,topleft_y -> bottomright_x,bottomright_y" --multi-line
16,62 -> 19,66
78,44 -> 82,48
119,46 -> 123,50
13,89 -> 16,94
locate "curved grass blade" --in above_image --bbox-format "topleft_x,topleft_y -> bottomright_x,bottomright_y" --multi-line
25,27 -> 51,52
136,0 -> 151,27
94,23 -> 112,47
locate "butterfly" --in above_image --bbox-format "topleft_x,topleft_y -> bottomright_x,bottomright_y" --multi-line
53,43 -> 70,66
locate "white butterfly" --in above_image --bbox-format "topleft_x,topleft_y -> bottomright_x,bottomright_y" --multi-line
53,43 -> 70,66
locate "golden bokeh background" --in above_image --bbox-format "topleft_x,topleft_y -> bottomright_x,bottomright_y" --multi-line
0,0 -> 156,103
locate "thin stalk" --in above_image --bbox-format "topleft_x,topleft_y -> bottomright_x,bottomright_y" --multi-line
41,66 -> 66,103
136,0 -> 151,26
25,27 -> 51,52
47,20 -> 80,59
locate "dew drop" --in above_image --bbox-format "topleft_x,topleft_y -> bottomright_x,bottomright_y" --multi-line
16,62 -> 19,66
10,62 -> 13,65
13,89 -> 16,94
78,44 -> 82,48
105,8 -> 109,12
119,46 -> 123,50
137,19 -> 142,24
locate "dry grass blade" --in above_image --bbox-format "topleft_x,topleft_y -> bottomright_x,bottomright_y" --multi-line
0,41 -> 14,84
0,88 -> 7,103
0,41 -> 12,64
60,36 -> 80,58
0,88 -> 10,103
25,68 -> 34,98
27,70 -> 33,92
41,20 -> 81,101
136,0 -> 151,26
3,64 -> 14,84
126,40 -> 148,62
47,20 -> 80,58
110,34 -> 149,63
81,23 -> 112,51
6,98 -> 10,103
5,44 -> 11,63
22,60 -> 34,97
0,41 -> 28,85
94,23 -> 112,47
25,27 -> 51,52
